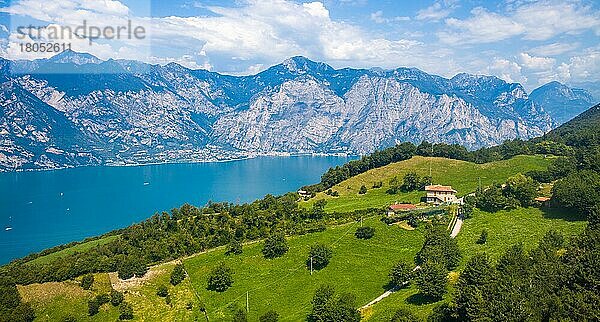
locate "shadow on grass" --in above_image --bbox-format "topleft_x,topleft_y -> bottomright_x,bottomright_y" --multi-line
541,207 -> 586,222
405,293 -> 441,306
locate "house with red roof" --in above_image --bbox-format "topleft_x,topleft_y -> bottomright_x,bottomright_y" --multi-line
387,203 -> 417,215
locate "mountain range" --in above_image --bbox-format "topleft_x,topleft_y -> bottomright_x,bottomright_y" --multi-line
0,50 -> 597,171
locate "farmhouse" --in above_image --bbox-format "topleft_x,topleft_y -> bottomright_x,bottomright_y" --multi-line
387,203 -> 417,215
423,185 -> 457,205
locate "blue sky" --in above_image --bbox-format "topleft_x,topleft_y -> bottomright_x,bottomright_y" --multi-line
0,0 -> 599,91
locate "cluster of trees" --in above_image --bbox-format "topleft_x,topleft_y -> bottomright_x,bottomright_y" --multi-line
0,276 -> 34,322
308,285 -> 361,322
472,173 -> 538,212
304,137 -> 572,195
414,223 -> 460,300
431,221 -> 600,321
3,195 -> 377,287
386,172 -> 432,194
88,290 -> 128,318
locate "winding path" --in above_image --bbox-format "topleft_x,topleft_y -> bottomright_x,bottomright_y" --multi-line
360,208 -> 464,310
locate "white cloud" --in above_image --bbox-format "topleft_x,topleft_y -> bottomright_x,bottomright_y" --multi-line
487,58 -> 527,84
519,52 -> 555,70
440,7 -> 525,44
416,2 -> 454,21
440,1 -> 600,44
529,42 -> 579,56
370,11 -> 410,24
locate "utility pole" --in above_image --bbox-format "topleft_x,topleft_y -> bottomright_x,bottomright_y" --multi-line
360,216 -> 363,227
246,291 -> 249,313
478,177 -> 481,193
310,256 -> 313,275
429,144 -> 434,178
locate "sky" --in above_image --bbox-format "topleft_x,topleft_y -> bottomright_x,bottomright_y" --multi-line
0,0 -> 599,92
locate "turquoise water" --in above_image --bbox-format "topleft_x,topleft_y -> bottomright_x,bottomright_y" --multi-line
0,156 -> 353,264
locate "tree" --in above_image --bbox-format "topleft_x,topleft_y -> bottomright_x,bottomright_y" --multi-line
391,308 -> 419,322
118,256 -> 148,280
401,172 -> 421,192
232,309 -> 248,322
262,233 -> 289,259
358,185 -> 367,194
476,229 -> 488,244
207,262 -> 234,292
81,274 -> 94,290
415,224 -> 460,270
420,176 -> 433,190
227,239 -> 243,255
387,176 -> 401,194
454,254 -> 493,320
307,285 -> 360,322
389,261 -> 412,288
307,243 -> 333,270
260,310 -> 279,322
157,284 -> 169,297
355,226 -> 375,239
9,303 -> 35,322
504,174 -> 538,207
88,299 -> 100,316
415,261 -> 447,301
552,170 -> 600,214
170,263 -> 186,286
118,302 -> 134,320
110,290 -> 124,306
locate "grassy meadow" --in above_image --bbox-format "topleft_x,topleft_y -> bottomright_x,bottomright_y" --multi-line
301,155 -> 552,212
16,155 -> 590,321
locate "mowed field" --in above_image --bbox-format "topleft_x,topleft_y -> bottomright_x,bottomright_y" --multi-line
302,155 -> 552,212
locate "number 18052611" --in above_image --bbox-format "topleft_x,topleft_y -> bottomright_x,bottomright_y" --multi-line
19,43 -> 72,53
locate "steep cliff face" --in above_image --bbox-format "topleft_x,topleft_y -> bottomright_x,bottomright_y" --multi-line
0,52 -> 591,171
530,81 -> 596,124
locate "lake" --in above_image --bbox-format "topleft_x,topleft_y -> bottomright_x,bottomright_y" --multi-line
0,156 -> 354,264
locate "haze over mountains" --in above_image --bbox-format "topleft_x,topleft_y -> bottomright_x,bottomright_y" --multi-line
0,50 -> 596,171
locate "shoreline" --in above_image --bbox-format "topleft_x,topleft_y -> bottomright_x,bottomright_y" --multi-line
0,152 -> 357,174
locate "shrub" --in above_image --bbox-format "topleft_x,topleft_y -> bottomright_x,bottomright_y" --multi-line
476,229 -> 488,244
358,185 -> 367,194
157,284 -> 168,297
110,290 -> 124,306
391,308 -> 419,322
355,226 -> 375,239
307,243 -> 333,271
260,310 -> 280,322
262,233 -> 289,259
227,239 -> 243,256
170,263 -> 186,286
95,293 -> 110,306
207,262 -> 234,292
88,299 -> 100,316
81,274 -> 94,290
118,302 -> 134,320
232,309 -> 247,322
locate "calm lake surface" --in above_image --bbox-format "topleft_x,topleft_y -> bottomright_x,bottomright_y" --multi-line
0,156 -> 354,264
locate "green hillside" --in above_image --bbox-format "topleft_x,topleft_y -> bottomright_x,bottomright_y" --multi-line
15,154 -> 589,321
303,155 -> 552,212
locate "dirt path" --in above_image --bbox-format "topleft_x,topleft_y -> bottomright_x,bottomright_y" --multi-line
361,208 -> 464,310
